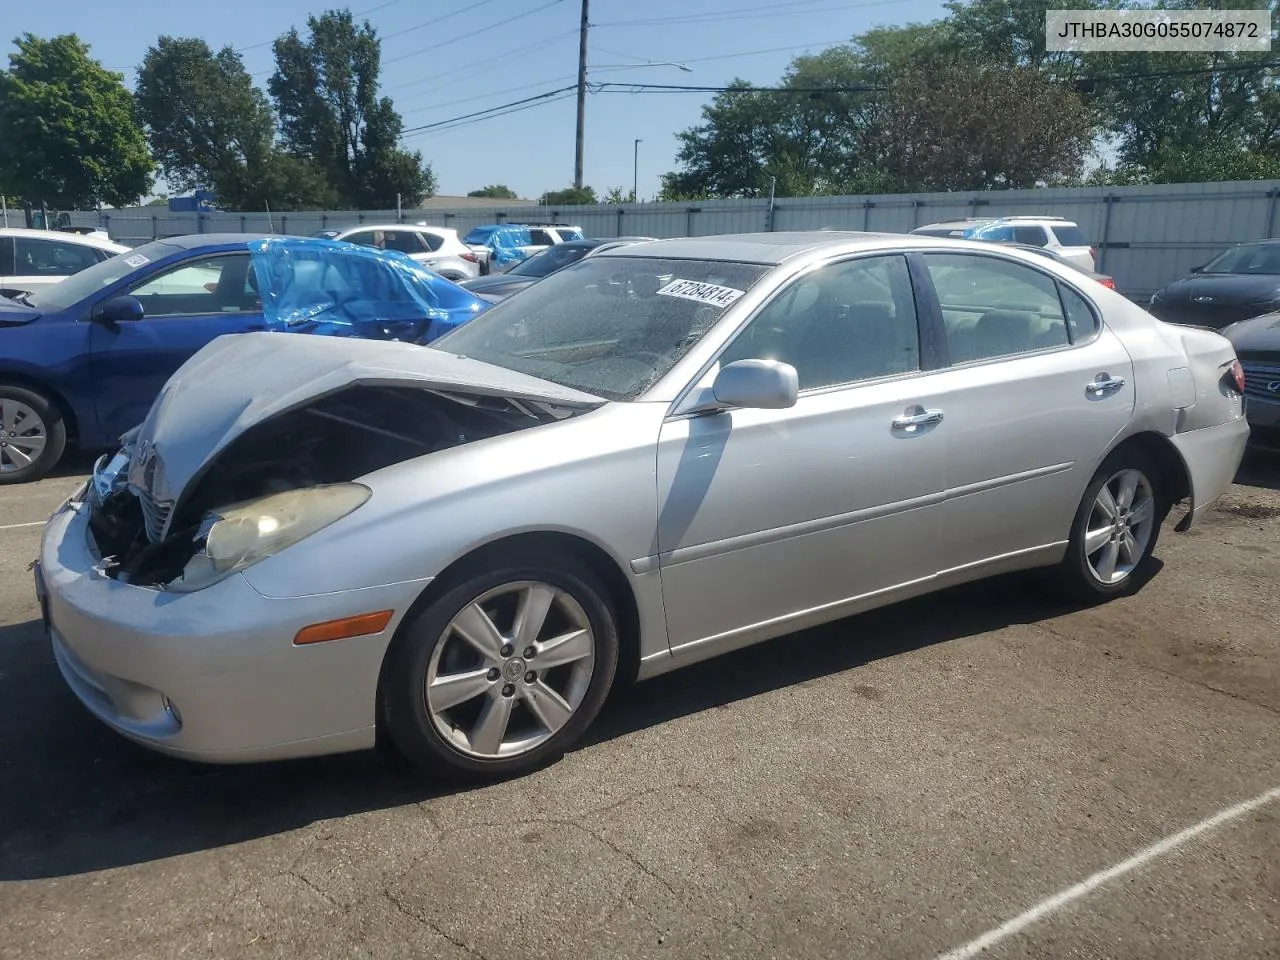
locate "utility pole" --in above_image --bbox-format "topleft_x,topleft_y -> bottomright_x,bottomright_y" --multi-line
633,139 -> 641,202
573,0 -> 589,190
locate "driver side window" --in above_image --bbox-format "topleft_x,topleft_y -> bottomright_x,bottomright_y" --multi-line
128,254 -> 257,318
717,255 -> 921,391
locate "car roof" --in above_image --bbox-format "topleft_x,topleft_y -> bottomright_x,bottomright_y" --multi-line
153,233 -> 272,249
594,231 -> 914,265
0,227 -> 128,250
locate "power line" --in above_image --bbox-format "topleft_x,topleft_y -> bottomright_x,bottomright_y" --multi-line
403,91 -> 578,139
595,0 -> 908,28
400,74 -> 578,117
384,0 -> 566,65
383,29 -> 578,94
236,0 -> 405,53
400,85 -> 579,135
379,0 -> 501,44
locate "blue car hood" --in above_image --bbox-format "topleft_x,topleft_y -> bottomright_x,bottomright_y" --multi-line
0,299 -> 40,327
249,237 -> 490,343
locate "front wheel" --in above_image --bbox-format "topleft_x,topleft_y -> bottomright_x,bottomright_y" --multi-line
1056,449 -> 1165,602
0,384 -> 67,484
379,550 -> 620,780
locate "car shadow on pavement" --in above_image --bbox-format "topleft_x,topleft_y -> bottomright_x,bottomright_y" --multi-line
1235,447 -> 1280,491
0,566 -> 1157,882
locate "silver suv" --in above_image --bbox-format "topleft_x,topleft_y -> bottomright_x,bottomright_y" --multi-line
314,225 -> 480,281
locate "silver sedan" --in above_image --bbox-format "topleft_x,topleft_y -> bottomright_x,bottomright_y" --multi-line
35,232 -> 1249,780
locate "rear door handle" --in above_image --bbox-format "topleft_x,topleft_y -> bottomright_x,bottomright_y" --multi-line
1086,374 -> 1126,398
891,408 -> 945,431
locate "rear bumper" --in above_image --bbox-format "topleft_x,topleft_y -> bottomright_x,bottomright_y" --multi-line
1170,416 -> 1250,529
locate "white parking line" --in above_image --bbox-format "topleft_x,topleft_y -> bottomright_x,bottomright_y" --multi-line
0,521 -> 45,531
934,786 -> 1280,960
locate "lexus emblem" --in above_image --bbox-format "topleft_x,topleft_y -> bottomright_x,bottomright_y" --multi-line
1268,380 -> 1280,394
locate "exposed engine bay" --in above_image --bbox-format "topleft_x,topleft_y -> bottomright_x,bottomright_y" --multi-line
87,385 -> 574,588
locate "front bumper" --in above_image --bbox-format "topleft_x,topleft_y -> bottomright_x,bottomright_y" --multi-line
38,502 -> 429,763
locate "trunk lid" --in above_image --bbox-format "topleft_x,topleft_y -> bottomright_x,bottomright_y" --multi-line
128,331 -> 604,504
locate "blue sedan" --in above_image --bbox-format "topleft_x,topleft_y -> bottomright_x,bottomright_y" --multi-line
0,234 -> 490,482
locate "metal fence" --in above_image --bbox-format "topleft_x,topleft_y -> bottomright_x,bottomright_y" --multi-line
69,180 -> 1280,300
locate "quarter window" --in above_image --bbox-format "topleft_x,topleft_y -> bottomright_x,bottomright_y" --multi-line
1058,282 -> 1100,342
923,253 -> 1070,363
719,255 -> 921,390
1012,225 -> 1048,246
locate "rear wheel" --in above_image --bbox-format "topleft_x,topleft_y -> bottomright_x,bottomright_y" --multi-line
379,549 -> 619,780
0,385 -> 67,484
1057,449 -> 1165,601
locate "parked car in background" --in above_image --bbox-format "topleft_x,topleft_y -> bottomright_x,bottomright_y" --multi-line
0,228 -> 129,298
461,236 -> 657,303
981,241 -> 1116,290
0,235 -> 490,482
1148,240 -> 1280,330
1222,311 -> 1280,449
909,218 -> 996,239
311,224 -> 480,281
463,223 -> 585,274
912,216 -> 1096,272
37,231 -> 1248,779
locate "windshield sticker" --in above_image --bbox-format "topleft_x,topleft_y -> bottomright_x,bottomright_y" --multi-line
656,279 -> 746,308
123,254 -> 150,268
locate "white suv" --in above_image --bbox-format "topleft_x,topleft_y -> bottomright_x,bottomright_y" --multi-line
911,216 -> 1096,272
0,227 -> 129,297
314,224 -> 480,281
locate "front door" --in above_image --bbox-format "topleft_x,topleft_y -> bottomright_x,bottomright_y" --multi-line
655,253 -> 948,657
87,252 -> 264,439
914,251 -> 1136,572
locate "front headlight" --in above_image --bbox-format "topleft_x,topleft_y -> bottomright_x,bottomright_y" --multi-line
167,483 -> 371,593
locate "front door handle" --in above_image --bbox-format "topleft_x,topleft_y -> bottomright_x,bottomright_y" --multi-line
1086,374 -> 1126,398
891,408 -> 945,432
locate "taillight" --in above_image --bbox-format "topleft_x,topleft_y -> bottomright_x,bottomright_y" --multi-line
1098,276 -> 1115,289
1226,359 -> 1246,394
461,252 -> 478,263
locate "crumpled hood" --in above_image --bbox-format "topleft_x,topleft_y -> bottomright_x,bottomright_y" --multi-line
129,331 -> 604,504
1223,311 -> 1280,354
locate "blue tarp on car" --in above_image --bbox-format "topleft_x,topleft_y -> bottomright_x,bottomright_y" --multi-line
248,237 -> 490,344
464,224 -> 534,267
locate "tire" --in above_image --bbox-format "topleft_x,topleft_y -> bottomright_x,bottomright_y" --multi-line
0,384 -> 67,485
1056,447 -> 1166,602
379,548 -> 620,781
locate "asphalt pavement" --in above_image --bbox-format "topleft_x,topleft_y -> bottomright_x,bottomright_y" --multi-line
1,451 -> 1278,960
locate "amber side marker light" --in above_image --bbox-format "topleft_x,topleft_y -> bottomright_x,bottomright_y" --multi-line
294,610 -> 394,646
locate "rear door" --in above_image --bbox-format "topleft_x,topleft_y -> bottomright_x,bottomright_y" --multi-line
87,252 -> 264,437
911,251 -> 1134,572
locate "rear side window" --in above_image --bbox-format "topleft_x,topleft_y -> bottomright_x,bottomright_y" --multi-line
14,237 -> 101,277
1012,225 -> 1048,246
923,253 -> 1070,363
1051,225 -> 1088,247
1058,283 -> 1100,342
381,231 -> 425,254
417,231 -> 444,252
529,229 -> 554,245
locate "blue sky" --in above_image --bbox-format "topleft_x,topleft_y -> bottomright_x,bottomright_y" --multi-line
13,0 -> 951,201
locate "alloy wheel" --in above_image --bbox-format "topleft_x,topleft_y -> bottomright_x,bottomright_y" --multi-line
0,399 -> 47,474
425,580 -> 596,759
1084,468 -> 1156,585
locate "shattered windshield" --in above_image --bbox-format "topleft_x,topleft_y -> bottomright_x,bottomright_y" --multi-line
432,256 -> 770,401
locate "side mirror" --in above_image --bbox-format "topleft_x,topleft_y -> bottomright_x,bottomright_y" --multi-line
94,295 -> 144,329
1189,264 -> 1204,274
711,359 -> 799,410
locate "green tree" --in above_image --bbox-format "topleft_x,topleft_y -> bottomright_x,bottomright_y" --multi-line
0,33 -> 152,208
602,186 -> 635,204
540,185 -> 597,205
468,184 -> 518,199
135,37 -> 335,211
269,10 -> 435,208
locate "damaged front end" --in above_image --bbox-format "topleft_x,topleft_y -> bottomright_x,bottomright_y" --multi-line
85,385 -> 588,592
